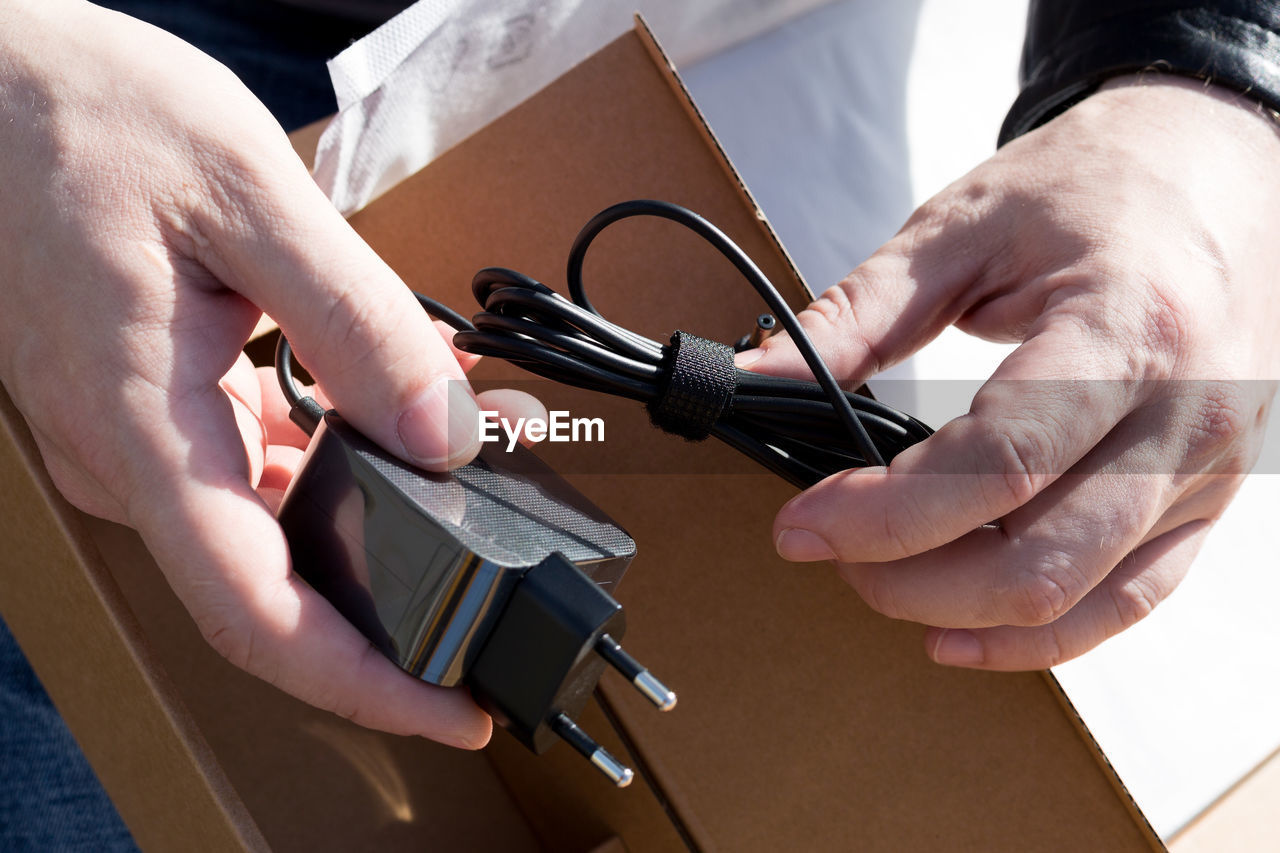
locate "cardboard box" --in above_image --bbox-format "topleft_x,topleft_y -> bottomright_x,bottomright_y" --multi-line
0,21 -> 1174,852
1167,745 -> 1280,853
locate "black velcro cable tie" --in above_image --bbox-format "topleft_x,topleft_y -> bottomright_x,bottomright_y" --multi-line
647,330 -> 736,441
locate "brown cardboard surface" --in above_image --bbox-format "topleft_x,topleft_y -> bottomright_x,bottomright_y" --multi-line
1169,745 -> 1280,853
343,25 -> 1166,853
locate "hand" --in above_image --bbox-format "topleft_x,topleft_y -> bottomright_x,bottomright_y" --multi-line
0,0 -> 541,745
738,75 -> 1280,670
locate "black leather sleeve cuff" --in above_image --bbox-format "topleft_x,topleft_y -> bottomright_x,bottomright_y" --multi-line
999,1 -> 1280,146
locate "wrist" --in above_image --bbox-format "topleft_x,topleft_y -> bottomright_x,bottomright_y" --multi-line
1098,72 -> 1280,148
1067,72 -> 1280,175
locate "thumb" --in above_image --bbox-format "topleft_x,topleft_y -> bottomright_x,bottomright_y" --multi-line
191,144 -> 481,471
735,198 -> 993,385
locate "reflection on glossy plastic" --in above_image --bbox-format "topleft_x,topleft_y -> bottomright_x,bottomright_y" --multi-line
277,411 -> 635,685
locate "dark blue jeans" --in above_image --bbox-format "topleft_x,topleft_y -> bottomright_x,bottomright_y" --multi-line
0,3 -> 385,848
0,618 -> 138,851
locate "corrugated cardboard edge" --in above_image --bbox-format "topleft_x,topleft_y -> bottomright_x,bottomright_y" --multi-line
1039,670 -> 1166,851
0,388 -> 269,853
632,15 -> 813,304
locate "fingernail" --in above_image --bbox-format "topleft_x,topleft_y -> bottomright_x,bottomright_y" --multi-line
931,629 -> 984,667
775,528 -> 837,562
396,377 -> 480,468
446,730 -> 490,751
734,348 -> 765,368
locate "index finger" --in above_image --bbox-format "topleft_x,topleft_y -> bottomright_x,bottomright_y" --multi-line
774,313 -> 1150,563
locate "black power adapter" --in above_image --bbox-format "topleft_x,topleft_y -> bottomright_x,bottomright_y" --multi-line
275,402 -> 674,786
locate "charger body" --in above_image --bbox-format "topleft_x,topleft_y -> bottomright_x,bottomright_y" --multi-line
277,411 -> 636,688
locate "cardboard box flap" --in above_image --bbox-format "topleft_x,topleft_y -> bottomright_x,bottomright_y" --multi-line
1170,744 -> 1280,853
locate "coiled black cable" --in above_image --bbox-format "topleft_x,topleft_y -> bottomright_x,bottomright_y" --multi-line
277,200 -> 931,489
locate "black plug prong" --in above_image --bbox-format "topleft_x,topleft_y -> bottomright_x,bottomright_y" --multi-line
550,712 -> 634,787
595,634 -> 677,711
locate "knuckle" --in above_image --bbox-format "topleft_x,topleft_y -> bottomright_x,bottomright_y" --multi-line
327,645 -> 382,729
979,422 -> 1054,509
153,177 -> 217,257
803,284 -> 851,330
1109,572 -> 1160,631
313,285 -> 398,385
192,587 -> 277,684
878,491 -> 932,561
203,616 -> 285,689
800,284 -> 883,377
1035,624 -> 1068,669
1131,277 -> 1196,377
1187,382 -> 1249,462
905,185 -> 995,267
181,131 -> 301,249
878,507 -> 915,564
846,567 -> 908,621
202,617 -> 253,671
204,158 -> 276,236
911,186 -> 985,237
997,434 -> 1040,506
333,699 -> 370,727
1004,554 -> 1088,627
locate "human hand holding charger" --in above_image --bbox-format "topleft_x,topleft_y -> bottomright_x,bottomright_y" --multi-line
274,340 -> 677,786
0,0 -> 515,756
